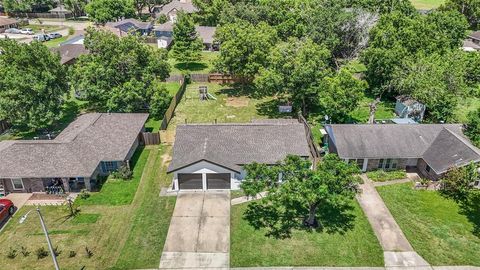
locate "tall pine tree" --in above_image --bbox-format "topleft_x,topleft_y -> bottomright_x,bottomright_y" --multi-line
171,12 -> 203,67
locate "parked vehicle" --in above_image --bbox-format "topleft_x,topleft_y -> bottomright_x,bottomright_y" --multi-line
48,33 -> 62,39
5,28 -> 21,34
33,34 -> 50,42
0,199 -> 14,223
20,28 -> 34,35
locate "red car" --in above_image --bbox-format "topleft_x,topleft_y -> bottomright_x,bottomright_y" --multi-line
0,199 -> 14,222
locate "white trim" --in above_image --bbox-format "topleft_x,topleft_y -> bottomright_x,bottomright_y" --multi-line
362,158 -> 368,172
11,178 -> 24,190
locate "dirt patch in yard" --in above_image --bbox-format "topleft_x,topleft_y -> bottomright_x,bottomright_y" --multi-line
226,97 -> 249,107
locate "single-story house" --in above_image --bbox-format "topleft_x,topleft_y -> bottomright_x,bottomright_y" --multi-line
48,5 -> 72,16
394,96 -> 426,122
154,0 -> 198,22
153,23 -> 217,50
167,120 -> 311,190
0,113 -> 148,194
105,18 -> 154,36
0,17 -> 18,33
325,124 -> 480,180
51,44 -> 88,65
195,26 -> 217,51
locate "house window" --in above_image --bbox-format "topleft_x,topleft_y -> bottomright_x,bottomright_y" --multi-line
356,159 -> 364,169
385,159 -> 392,169
391,160 -> 398,169
11,178 -> 24,190
378,159 -> 384,169
426,165 -> 431,173
102,161 -> 118,173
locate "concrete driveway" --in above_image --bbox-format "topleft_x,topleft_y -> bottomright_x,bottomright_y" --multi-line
160,191 -> 230,269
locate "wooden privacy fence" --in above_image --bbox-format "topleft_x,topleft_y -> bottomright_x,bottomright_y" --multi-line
298,113 -> 321,168
165,73 -> 244,84
141,132 -> 161,145
8,13 -> 73,19
160,78 -> 187,130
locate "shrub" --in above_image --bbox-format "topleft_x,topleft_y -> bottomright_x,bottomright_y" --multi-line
111,164 -> 133,180
85,246 -> 94,258
35,247 -> 48,260
68,250 -> 76,258
53,246 -> 61,257
20,246 -> 30,257
78,189 -> 90,200
157,14 -> 168,24
6,247 -> 17,259
366,170 -> 407,182
68,27 -> 75,36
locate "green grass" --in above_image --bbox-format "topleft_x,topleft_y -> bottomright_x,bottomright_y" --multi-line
455,97 -> 480,123
44,35 -> 71,48
167,83 -> 275,131
411,0 -> 445,9
349,96 -> 396,123
0,145 -> 176,270
377,183 -> 480,266
230,201 -> 384,267
168,51 -> 219,75
76,147 -> 150,206
27,24 -> 63,32
144,82 -> 182,132
366,170 -> 407,182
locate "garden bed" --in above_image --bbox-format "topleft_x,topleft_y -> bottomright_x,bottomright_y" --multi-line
366,170 -> 407,182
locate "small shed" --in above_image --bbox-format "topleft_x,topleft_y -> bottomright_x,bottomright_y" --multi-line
395,96 -> 426,122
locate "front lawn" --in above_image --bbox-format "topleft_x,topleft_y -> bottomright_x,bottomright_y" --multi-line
0,145 -> 176,270
377,183 -> 480,266
230,201 -> 384,267
366,170 -> 407,182
167,83 -> 275,131
76,147 -> 149,206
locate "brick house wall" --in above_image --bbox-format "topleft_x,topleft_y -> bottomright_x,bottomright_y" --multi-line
1,178 -> 47,193
417,158 -> 441,180
365,158 -> 410,171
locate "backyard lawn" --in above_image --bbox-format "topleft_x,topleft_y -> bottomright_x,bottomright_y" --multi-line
168,51 -> 218,75
166,83 -> 278,131
349,96 -> 395,123
145,81 -> 182,132
411,0 -> 445,9
377,183 -> 480,266
230,201 -> 384,267
0,145 -> 176,270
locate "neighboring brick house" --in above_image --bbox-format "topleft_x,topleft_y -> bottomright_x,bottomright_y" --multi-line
325,124 -> 480,180
154,0 -> 198,22
105,18 -> 154,36
0,113 -> 148,194
0,17 -> 18,33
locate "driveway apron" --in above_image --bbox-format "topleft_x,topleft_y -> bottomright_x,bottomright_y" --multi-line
160,191 -> 230,269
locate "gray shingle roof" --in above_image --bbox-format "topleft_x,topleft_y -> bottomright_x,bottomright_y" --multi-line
51,44 -> 88,64
106,19 -> 153,31
168,121 -> 311,173
158,0 -> 198,15
468,31 -> 480,41
195,26 -> 216,44
0,113 -> 148,179
326,124 -> 480,174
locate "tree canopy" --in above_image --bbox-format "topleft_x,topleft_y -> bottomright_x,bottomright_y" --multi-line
171,12 -> 203,66
69,28 -> 170,114
2,0 -> 54,13
241,154 -> 360,238
85,0 -> 135,24
466,108 -> 480,147
441,0 -> 480,29
0,39 -> 67,130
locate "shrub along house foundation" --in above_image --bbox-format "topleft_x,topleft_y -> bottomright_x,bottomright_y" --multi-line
324,124 -> 480,181
0,113 -> 148,195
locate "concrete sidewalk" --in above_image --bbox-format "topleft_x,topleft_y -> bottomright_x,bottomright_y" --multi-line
159,191 -> 230,269
357,176 -> 430,268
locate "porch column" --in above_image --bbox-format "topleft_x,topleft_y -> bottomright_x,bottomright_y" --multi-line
61,178 -> 70,193
362,158 -> 369,172
84,177 -> 92,191
202,173 -> 207,191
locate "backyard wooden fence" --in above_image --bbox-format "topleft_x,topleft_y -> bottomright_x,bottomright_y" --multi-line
141,132 -> 161,145
165,73 -> 244,84
298,113 -> 321,168
7,12 -> 72,19
160,78 -> 187,130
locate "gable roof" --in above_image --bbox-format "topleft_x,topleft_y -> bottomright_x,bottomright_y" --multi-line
158,0 -> 198,15
195,26 -> 216,44
326,124 -> 480,174
0,113 -> 148,179
106,19 -> 153,32
51,44 -> 88,64
168,121 -> 311,173
0,17 -> 17,27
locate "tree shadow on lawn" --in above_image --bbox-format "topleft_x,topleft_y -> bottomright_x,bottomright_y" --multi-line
243,200 -> 356,239
174,62 -> 208,72
256,99 -> 295,119
217,84 -> 257,98
458,192 -> 480,237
